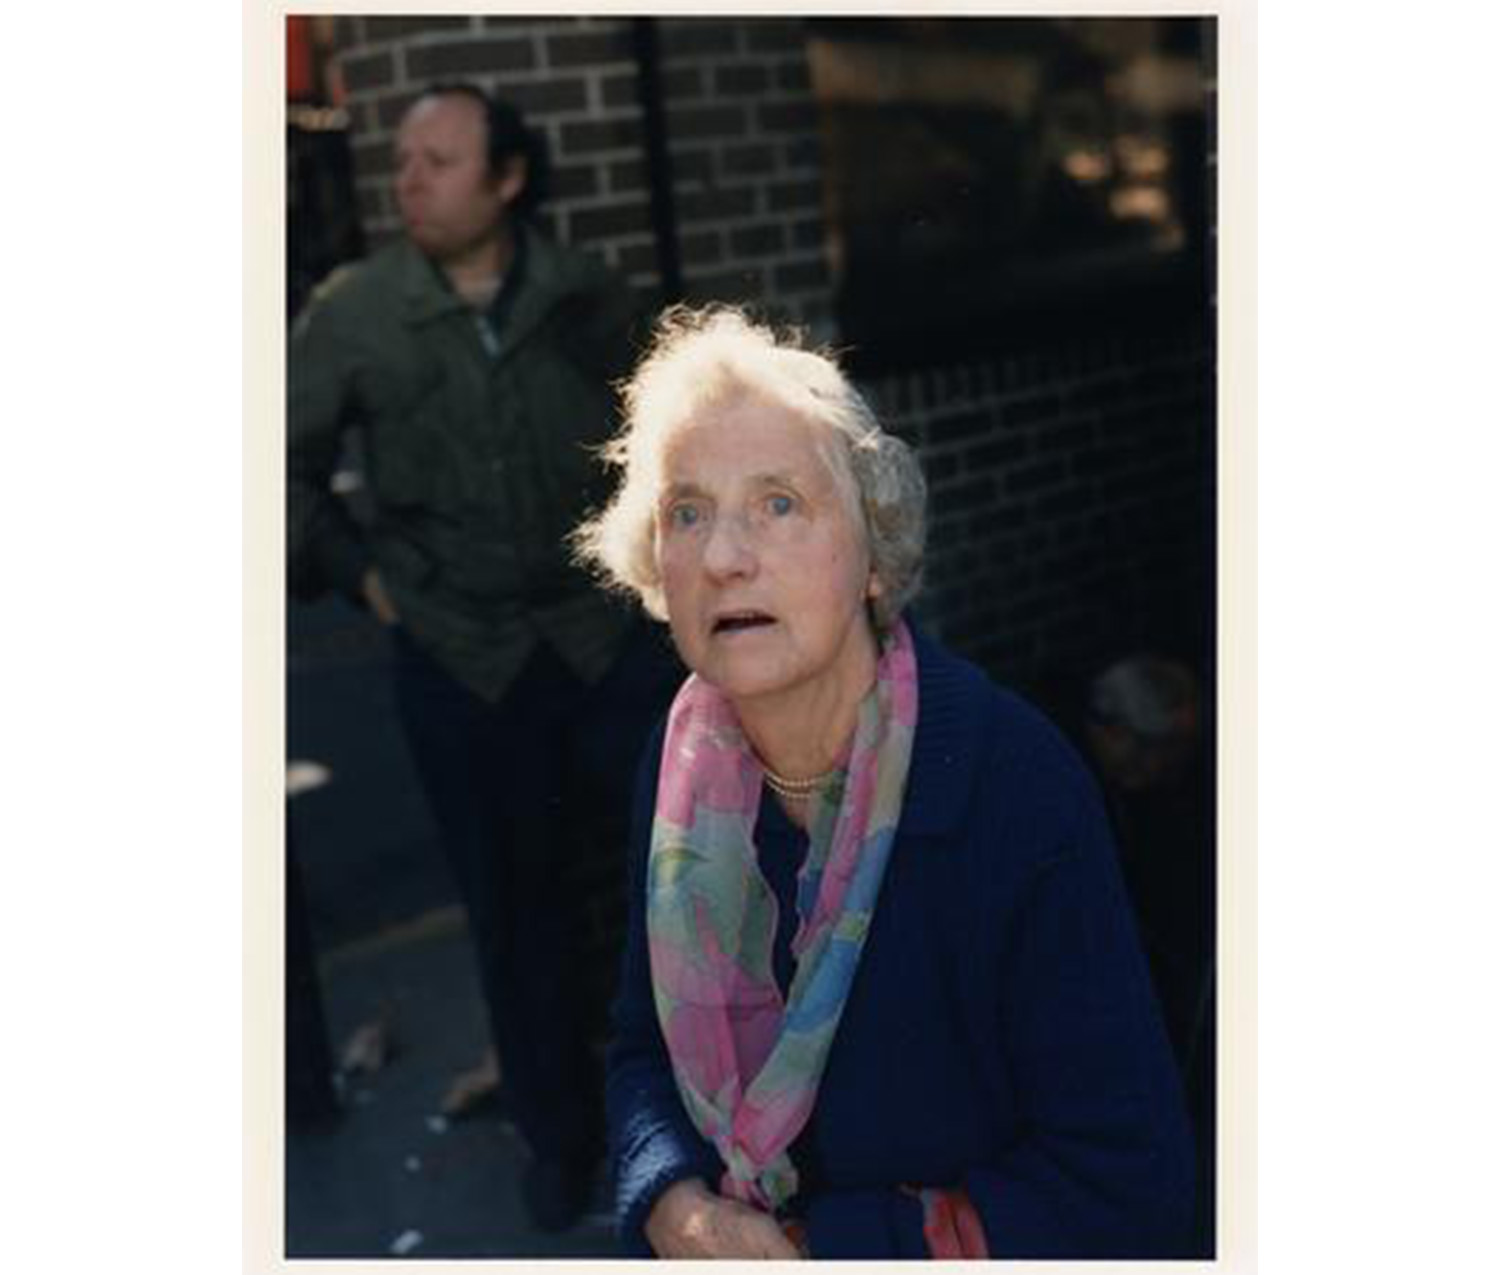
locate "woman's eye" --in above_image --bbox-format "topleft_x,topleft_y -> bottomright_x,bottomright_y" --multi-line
767,494 -> 794,517
669,504 -> 701,529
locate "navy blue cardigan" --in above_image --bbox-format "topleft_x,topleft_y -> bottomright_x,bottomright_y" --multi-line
605,627 -> 1195,1258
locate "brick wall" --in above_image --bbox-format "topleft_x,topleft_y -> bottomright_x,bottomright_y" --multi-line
653,18 -> 832,330
867,331 -> 1213,705
320,9 -> 1214,1015
328,14 -> 1213,703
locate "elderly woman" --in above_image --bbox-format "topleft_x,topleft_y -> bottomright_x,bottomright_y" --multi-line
573,306 -> 1194,1259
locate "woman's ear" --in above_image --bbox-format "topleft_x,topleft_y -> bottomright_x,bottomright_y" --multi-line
867,571 -> 885,599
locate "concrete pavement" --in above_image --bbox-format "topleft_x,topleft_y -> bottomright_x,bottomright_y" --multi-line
285,906 -> 617,1258
285,597 -> 621,1258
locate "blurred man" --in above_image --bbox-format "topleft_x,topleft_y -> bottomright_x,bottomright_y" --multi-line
288,83 -> 672,1231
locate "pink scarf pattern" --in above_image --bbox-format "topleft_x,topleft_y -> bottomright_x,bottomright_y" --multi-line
646,621 -> 918,1212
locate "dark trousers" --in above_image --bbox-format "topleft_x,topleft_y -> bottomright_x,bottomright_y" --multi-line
285,823 -> 338,1129
392,623 -> 676,1164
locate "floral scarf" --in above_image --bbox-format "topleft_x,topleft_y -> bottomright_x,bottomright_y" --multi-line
646,620 -> 918,1213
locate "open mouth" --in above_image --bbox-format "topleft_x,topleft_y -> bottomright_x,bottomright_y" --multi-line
712,611 -> 776,635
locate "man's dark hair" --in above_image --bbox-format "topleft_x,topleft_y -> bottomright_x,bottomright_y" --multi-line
415,82 -> 550,215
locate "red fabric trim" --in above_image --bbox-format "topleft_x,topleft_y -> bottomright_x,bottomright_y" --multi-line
911,1186 -> 990,1259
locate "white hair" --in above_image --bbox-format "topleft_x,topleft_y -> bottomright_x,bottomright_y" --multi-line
571,304 -> 926,631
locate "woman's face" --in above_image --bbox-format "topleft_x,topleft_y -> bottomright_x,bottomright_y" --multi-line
655,392 -> 882,708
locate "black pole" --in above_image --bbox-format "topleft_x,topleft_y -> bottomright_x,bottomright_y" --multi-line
632,17 -> 684,304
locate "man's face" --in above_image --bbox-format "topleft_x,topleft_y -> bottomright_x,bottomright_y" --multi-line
393,95 -> 519,265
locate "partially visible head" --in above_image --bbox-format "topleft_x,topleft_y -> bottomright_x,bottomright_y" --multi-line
1086,656 -> 1202,793
393,84 -> 548,262
573,305 -> 927,638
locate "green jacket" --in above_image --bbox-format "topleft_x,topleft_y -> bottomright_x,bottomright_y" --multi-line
288,225 -> 643,701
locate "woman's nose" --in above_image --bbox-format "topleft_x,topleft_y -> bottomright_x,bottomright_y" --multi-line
702,513 -> 756,579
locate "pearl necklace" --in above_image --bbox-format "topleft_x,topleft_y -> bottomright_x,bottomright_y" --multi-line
762,765 -> 839,802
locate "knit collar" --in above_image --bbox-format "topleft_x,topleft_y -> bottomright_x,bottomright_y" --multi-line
897,620 -> 986,838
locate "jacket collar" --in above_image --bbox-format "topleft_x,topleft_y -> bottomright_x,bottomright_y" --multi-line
898,620 -> 987,838
396,236 -> 467,324
396,222 -> 599,359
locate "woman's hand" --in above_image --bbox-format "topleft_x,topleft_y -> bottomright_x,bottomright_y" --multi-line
645,1177 -> 803,1259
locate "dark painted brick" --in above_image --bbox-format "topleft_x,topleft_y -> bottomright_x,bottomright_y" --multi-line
549,162 -> 601,201
375,91 -> 420,131
677,187 -> 757,222
1052,518 -> 1090,549
922,452 -> 961,484
503,77 -> 590,115
1006,459 -> 1067,494
924,515 -> 970,554
341,50 -> 394,94
659,20 -> 740,58
363,16 -> 470,45
1088,511 -> 1119,539
777,60 -> 812,92
967,434 -> 1031,470
547,28 -> 635,68
784,136 -> 823,169
1071,443 -> 1131,480
352,138 -> 394,177
601,73 -> 638,110
759,100 -> 817,132
608,159 -> 648,194
1037,418 -> 1096,455
1032,484 -> 1095,522
668,104 -> 749,141
1097,402 -> 1159,437
671,148 -> 716,185
663,65 -> 707,100
723,143 -> 776,176
405,37 -> 536,79
923,584 -> 977,622
937,366 -> 973,402
774,259 -> 829,291
1066,375 -> 1132,413
968,631 -> 1036,680
618,243 -> 661,275
947,606 -> 1010,649
928,408 -> 997,442
1004,393 -> 1062,428
729,223 -> 786,258
716,63 -> 770,95
686,267 -> 767,304
1132,364 -> 1197,400
480,16 -> 534,32
560,117 -> 643,153
966,503 -> 1027,539
768,178 -> 821,212
932,476 -> 996,516
570,201 -> 652,240
745,19 -> 805,53
790,218 -> 824,249
681,230 -> 725,266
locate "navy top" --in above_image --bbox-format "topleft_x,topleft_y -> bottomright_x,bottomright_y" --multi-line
606,626 -> 1195,1258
